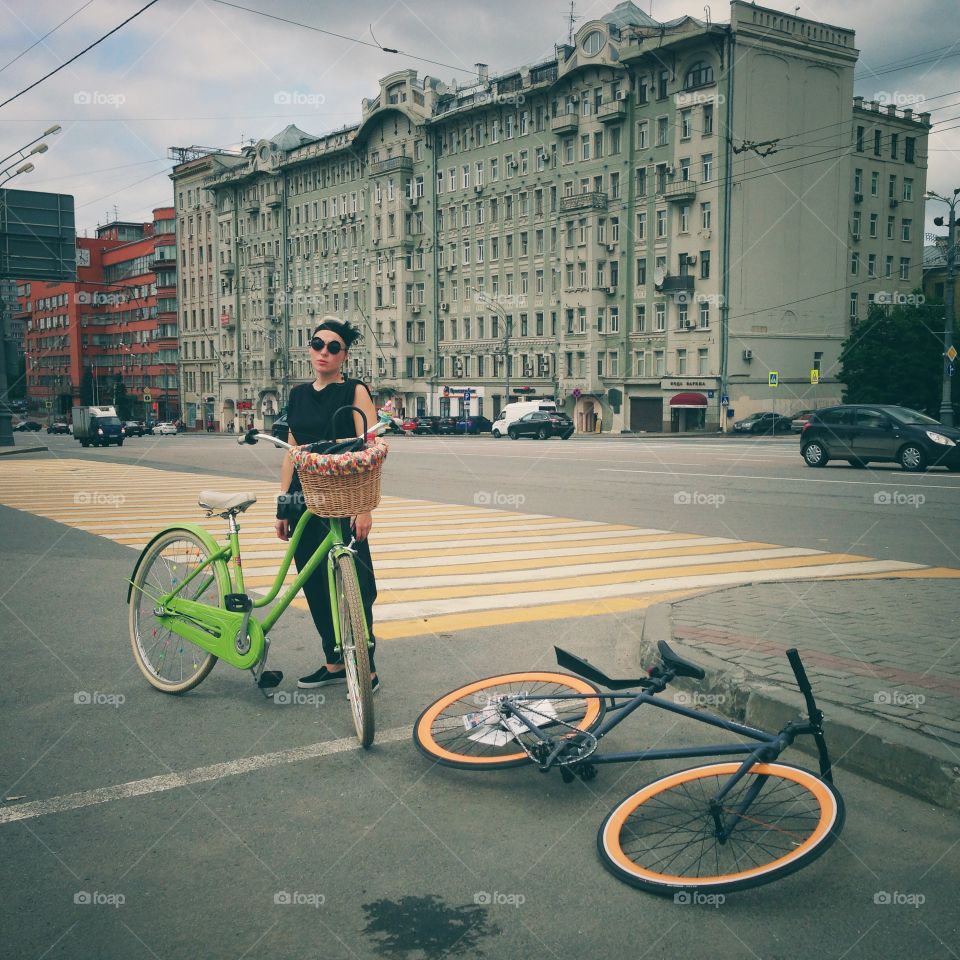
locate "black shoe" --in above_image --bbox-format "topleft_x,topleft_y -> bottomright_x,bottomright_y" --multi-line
297,666 -> 346,688
346,675 -> 381,699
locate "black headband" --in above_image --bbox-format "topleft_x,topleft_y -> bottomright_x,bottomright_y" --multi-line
313,319 -> 362,348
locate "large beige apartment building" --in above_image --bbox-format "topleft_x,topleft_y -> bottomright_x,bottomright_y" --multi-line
171,0 -> 930,433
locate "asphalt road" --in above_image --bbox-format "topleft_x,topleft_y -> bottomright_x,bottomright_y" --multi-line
1,434 -> 958,959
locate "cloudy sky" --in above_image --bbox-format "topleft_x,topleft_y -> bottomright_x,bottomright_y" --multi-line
1,0 -> 957,237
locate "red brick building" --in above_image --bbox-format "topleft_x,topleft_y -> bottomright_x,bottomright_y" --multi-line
18,208 -> 179,422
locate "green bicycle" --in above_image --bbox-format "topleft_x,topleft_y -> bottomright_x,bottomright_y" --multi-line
126,409 -> 389,747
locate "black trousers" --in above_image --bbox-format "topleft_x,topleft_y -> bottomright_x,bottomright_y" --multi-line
293,514 -> 377,672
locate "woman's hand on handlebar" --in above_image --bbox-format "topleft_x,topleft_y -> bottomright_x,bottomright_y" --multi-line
351,511 -> 373,541
275,519 -> 290,541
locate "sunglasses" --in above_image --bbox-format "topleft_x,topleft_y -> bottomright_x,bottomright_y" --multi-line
309,336 -> 344,355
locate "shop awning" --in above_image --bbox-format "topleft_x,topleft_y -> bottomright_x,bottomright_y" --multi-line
669,392 -> 708,408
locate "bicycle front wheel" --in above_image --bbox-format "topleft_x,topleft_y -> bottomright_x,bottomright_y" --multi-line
598,761 -> 844,894
334,553 -> 374,747
414,672 -> 606,769
129,529 -> 228,693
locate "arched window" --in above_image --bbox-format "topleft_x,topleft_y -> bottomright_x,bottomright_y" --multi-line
684,61 -> 714,89
582,30 -> 603,55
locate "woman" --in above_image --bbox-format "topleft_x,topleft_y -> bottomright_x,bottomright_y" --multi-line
276,317 -> 380,692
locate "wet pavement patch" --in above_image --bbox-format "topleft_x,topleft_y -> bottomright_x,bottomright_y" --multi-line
362,894 -> 498,958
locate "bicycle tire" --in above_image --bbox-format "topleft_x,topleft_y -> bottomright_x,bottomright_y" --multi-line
414,672 -> 606,769
598,761 -> 844,894
129,529 -> 228,693
334,553 -> 374,747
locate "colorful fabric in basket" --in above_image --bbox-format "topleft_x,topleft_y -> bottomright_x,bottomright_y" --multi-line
292,437 -> 388,478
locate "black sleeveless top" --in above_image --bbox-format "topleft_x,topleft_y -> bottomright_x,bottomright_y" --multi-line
286,377 -> 373,445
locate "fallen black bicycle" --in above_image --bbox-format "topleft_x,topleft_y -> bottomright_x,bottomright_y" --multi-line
414,642 -> 844,894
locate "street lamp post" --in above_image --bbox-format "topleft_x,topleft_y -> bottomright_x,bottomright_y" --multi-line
926,189 -> 959,427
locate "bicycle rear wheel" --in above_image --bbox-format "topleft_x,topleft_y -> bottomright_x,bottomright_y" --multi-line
129,529 -> 227,693
334,553 -> 374,747
598,761 -> 844,894
414,672 -> 606,769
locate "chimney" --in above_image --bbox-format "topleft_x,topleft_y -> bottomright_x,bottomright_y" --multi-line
902,107 -> 913,120
886,103 -> 898,116
476,63 -> 489,85
853,95 -> 863,109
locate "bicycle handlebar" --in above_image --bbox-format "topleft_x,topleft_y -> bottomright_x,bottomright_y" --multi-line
236,409 -> 394,451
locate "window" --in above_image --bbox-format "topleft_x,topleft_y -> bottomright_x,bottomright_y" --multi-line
888,174 -> 897,199
636,167 -> 647,196
885,255 -> 894,278
700,250 -> 710,279
698,347 -> 709,374
656,116 -> 669,146
637,121 -> 648,149
655,303 -> 665,331
699,300 -> 710,328
684,61 -> 714,88
903,178 -> 913,201
856,125 -> 864,151
887,216 -> 895,240
702,103 -> 713,136
636,211 -> 646,240
870,171 -> 879,196
874,130 -> 882,156
901,219 -> 911,242
849,292 -> 858,322
580,135 -> 590,161
657,70 -> 668,99
677,348 -> 687,374
851,211 -> 861,239
654,349 -> 665,376
656,209 -> 667,238
679,205 -> 690,232
868,253 -> 877,277
869,213 -> 878,238
636,258 -> 647,284
890,133 -> 898,160
635,304 -> 646,331
701,201 -> 711,230
905,137 -> 915,163
850,252 -> 860,275
899,257 -> 910,280
681,110 -> 692,140
854,168 -> 862,194
701,154 -> 713,182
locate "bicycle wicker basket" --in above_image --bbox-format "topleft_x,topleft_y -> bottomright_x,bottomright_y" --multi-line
291,437 -> 389,518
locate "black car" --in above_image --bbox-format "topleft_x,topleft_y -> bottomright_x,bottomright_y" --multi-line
47,421 -> 71,434
13,419 -> 42,432
271,411 -> 289,442
800,404 -> 960,472
732,412 -> 794,435
412,416 -> 441,435
455,415 -> 493,435
438,417 -> 458,435
123,421 -> 145,437
508,411 -> 575,440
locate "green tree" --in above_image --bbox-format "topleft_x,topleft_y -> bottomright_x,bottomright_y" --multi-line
112,376 -> 131,420
839,299 -> 952,416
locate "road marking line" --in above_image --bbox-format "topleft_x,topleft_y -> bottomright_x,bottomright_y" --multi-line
0,724 -> 412,826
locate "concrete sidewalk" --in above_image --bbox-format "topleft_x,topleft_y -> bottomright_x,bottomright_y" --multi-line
639,577 -> 960,810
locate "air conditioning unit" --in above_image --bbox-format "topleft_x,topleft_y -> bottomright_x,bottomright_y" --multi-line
446,264 -> 455,272
606,243 -> 616,253
474,185 -> 483,194
508,160 -> 518,169
423,363 -> 431,373
607,286 -> 617,295
307,307 -> 316,315
742,349 -> 753,361
686,255 -> 697,265
387,270 -> 395,279
409,197 -> 418,207
321,250 -> 328,257
412,305 -> 421,314
372,237 -> 380,245
665,165 -> 675,176
440,302 -> 449,311
685,320 -> 696,329
615,90 -> 626,101
700,229 -> 712,240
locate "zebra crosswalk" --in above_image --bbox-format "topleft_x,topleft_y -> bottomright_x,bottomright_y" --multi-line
0,459 -> 953,640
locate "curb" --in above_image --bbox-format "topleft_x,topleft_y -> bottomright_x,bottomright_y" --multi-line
0,444 -> 48,457
638,595 -> 960,812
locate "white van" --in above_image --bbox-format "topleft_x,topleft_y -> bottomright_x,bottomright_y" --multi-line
491,400 -> 558,438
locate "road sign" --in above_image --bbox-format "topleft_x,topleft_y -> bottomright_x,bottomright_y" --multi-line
810,369 -> 820,385
463,389 -> 472,401
707,390 -> 715,399
143,392 -> 151,402
44,400 -> 52,410
950,363 -> 956,378
947,345 -> 958,363
768,372 -> 779,387
720,394 -> 729,406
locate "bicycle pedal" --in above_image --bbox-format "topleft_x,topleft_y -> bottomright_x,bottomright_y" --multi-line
225,593 -> 253,613
257,670 -> 283,689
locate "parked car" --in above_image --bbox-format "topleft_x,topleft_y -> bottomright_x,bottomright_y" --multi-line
800,404 -> 960,472
732,412 -> 794,435
508,411 -> 575,440
151,421 -> 178,435
491,400 -> 559,438
10,400 -> 28,414
123,421 -> 145,437
412,416 -> 441,435
438,417 -> 458,435
271,411 -> 289,442
400,417 -> 418,434
791,409 -> 818,432
46,420 -> 71,434
13,419 -> 42,431
455,415 -> 493,435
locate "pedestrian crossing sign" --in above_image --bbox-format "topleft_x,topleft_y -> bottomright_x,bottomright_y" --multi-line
768,372 -> 779,387
810,369 -> 820,385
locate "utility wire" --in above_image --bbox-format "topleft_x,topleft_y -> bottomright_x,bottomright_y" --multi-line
0,0 -> 98,75
0,0 -> 162,111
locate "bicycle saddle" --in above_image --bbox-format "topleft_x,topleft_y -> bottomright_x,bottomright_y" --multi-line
656,640 -> 706,680
198,490 -> 258,514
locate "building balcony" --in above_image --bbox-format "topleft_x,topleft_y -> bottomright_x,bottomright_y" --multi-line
551,112 -> 579,135
560,191 -> 608,214
264,192 -> 283,209
658,275 -> 695,295
370,155 -> 413,176
219,262 -> 236,275
249,254 -> 275,268
597,100 -> 627,123
245,201 -> 260,215
662,179 -> 698,202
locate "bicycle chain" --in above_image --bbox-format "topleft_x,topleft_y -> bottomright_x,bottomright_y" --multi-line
496,699 -> 599,767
